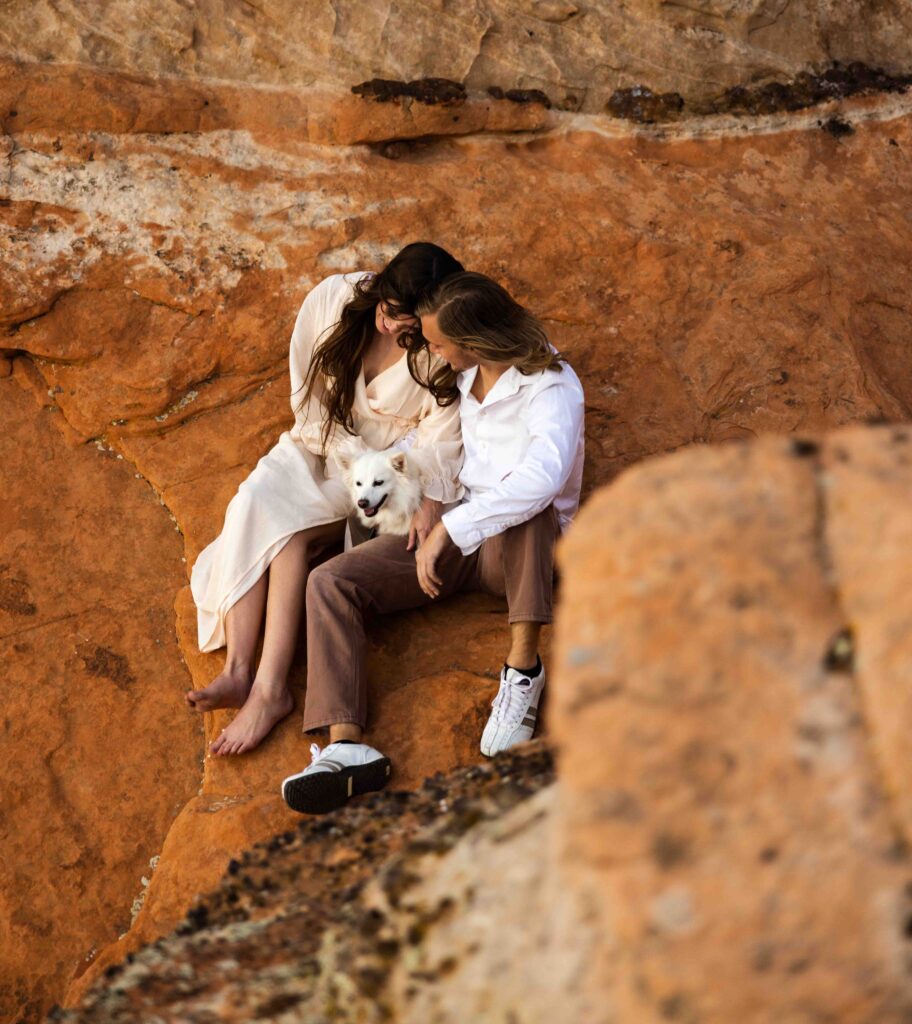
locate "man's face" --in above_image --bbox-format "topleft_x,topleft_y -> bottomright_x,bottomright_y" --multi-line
420,313 -> 477,371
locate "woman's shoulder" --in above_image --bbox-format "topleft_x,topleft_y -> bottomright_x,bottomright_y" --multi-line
295,271 -> 372,328
308,271 -> 372,304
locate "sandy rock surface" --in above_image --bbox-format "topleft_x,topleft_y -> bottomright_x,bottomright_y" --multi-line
0,381 -> 199,1023
5,93 -> 912,1020
554,427 -> 912,1022
52,426 -> 912,1024
3,0 -> 912,111
56,745 -> 557,1023
4,5 -> 912,1018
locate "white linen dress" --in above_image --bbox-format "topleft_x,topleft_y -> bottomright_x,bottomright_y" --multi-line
190,272 -> 463,652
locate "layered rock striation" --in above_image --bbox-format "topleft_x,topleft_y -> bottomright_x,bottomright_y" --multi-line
3,0 -> 912,113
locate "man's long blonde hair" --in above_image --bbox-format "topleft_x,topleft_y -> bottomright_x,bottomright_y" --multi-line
412,272 -> 564,401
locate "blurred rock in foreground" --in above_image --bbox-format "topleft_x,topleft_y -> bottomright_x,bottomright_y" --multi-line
59,424 -> 912,1023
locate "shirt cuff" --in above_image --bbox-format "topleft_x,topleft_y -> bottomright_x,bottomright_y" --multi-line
441,504 -> 483,556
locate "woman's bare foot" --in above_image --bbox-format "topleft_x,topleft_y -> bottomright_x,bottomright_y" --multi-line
185,665 -> 253,713
209,681 -> 294,756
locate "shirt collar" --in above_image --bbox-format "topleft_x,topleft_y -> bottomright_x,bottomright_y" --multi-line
456,365 -> 478,397
456,364 -> 529,404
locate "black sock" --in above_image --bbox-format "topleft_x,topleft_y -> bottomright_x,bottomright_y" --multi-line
505,656 -> 542,679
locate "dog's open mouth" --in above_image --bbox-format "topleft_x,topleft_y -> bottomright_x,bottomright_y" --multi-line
361,494 -> 388,518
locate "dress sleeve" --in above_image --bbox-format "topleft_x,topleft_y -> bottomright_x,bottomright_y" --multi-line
406,359 -> 464,503
288,275 -> 358,458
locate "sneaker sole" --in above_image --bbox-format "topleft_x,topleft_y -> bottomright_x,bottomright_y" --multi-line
282,758 -> 392,815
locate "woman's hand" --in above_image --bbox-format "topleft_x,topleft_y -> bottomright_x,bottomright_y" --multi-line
407,496 -> 443,552
416,522 -> 451,598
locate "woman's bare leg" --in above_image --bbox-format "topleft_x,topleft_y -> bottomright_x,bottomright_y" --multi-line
211,520 -> 344,756
185,574 -> 267,711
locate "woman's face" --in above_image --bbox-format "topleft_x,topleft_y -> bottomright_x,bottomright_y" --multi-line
420,312 -> 477,371
375,301 -> 419,338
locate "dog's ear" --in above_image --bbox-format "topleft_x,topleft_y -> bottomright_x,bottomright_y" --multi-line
389,452 -> 408,474
335,451 -> 355,474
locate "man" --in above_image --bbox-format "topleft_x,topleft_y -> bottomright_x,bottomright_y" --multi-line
281,272 -> 585,814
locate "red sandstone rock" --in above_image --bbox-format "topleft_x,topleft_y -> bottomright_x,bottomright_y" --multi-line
59,746 -> 557,1023
0,381 -> 199,1024
822,426 -> 912,843
0,61 -> 555,145
50,427 -> 912,1023
553,430 -> 912,1022
3,1 -> 912,113
64,583 -> 532,1004
4,23 -> 912,1022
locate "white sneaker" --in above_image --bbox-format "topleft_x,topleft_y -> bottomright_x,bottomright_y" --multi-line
480,662 -> 545,757
281,742 -> 391,815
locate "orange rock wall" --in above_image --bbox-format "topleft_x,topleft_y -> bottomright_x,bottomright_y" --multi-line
0,382 -> 199,1022
4,31 -> 912,1024
3,0 -> 912,110
554,428 -> 912,1021
54,427 -> 912,1023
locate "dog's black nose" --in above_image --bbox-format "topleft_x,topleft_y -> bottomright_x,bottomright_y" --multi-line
357,499 -> 370,509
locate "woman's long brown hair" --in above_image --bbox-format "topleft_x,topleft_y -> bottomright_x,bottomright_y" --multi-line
300,242 -> 463,454
413,272 -> 563,401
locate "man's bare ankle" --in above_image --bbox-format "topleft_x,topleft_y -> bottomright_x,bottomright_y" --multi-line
506,652 -> 539,672
329,724 -> 363,744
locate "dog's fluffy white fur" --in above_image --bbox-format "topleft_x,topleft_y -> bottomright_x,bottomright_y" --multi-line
337,447 -> 424,536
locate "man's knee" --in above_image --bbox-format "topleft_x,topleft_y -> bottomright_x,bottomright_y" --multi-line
306,559 -> 348,602
525,505 -> 560,540
501,510 -> 558,557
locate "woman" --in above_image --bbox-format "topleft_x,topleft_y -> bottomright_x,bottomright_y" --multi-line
187,242 -> 465,756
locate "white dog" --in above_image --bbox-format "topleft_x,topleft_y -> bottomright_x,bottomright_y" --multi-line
337,447 -> 423,537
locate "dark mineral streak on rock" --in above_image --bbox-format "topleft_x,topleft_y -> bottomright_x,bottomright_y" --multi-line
821,116 -> 855,137
78,644 -> 137,690
0,565 -> 38,616
488,85 -> 553,108
711,62 -> 912,117
791,438 -> 820,458
352,77 -> 467,105
606,62 -> 912,124
607,85 -> 685,123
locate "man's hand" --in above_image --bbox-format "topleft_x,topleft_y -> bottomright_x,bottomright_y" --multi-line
407,496 -> 443,552
416,521 -> 452,598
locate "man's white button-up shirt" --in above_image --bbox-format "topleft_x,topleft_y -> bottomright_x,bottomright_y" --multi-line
441,360 -> 585,556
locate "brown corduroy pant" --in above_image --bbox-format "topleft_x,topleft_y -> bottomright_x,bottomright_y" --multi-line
301,505 -> 560,733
